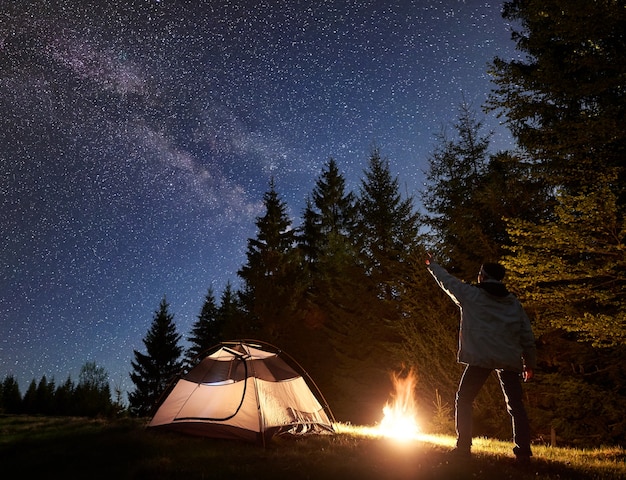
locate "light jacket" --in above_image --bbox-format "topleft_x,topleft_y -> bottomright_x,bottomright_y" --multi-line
427,261 -> 537,372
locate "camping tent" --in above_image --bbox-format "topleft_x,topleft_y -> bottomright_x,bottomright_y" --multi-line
148,340 -> 335,444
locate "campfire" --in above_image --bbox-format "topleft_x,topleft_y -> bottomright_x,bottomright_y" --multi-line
377,368 -> 420,441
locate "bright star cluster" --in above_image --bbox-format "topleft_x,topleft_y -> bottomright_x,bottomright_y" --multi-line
0,0 -> 517,397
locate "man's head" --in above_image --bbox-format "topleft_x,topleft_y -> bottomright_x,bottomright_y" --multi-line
479,262 -> 506,282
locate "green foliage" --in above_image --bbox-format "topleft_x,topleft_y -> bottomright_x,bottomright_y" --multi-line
475,1 -> 626,445
55,376 -> 76,416
22,377 -> 53,415
504,176 -> 626,347
216,281 -> 246,342
392,251 -> 460,416
294,159 -> 369,421
300,158 -> 357,264
327,149 -> 421,423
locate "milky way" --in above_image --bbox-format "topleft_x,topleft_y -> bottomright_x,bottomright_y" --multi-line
1,0 -> 518,396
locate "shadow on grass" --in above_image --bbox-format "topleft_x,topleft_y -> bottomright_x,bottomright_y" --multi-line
0,416 -> 623,479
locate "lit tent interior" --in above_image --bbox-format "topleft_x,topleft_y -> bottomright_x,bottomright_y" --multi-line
149,340 -> 335,444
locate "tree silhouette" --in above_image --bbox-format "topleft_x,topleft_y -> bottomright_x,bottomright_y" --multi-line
186,287 -> 221,365
129,296 -> 183,416
237,179 -> 301,343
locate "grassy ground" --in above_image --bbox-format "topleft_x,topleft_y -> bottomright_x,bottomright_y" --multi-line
0,416 -> 624,479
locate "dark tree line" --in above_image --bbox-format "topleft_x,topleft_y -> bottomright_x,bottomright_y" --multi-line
0,362 -> 121,417
128,151 -> 424,421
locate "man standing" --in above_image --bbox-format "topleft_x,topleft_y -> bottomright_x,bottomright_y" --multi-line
426,254 -> 536,464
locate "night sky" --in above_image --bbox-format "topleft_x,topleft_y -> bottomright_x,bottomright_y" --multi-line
1,0 -> 519,398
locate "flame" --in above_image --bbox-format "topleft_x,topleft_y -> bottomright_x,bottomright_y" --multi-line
378,369 -> 420,441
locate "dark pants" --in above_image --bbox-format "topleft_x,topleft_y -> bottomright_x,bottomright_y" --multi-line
455,365 -> 532,456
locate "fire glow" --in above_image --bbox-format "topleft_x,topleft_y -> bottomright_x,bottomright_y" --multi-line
377,369 -> 420,441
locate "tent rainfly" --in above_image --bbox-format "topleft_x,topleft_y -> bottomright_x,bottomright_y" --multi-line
148,340 -> 335,444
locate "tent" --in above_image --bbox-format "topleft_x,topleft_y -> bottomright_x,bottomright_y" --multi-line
148,340 -> 335,444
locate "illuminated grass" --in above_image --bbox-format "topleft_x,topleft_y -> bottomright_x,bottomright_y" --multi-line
334,422 -> 625,478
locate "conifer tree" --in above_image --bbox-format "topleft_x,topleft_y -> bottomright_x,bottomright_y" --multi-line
323,149 -> 420,423
356,147 -> 420,296
218,281 -> 246,339
394,249 -> 460,423
237,179 -> 301,342
35,375 -> 55,415
295,160 -> 362,417
505,175 -> 626,348
486,0 -> 626,198
421,103 -> 492,276
300,158 -> 356,264
483,1 -> 626,442
421,103 -> 551,278
129,296 -> 183,416
298,158 -> 361,334
186,287 -> 221,364
54,376 -> 75,416
0,375 -> 22,414
22,379 -> 37,414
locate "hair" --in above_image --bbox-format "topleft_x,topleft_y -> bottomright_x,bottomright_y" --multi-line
481,262 -> 506,281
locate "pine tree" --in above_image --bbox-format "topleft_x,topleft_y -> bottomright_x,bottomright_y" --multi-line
298,158 -> 361,333
294,160 -> 362,419
321,149 -> 420,423
393,249 -> 460,423
485,0 -> 626,348
356,147 -> 420,296
129,297 -> 183,416
54,376 -> 75,416
22,379 -> 37,414
421,103 -> 492,276
218,281 -> 245,339
484,0 -> 626,442
0,375 -> 22,414
186,287 -> 221,364
486,0 -> 626,198
300,158 -> 357,264
35,375 -> 55,415
237,179 -> 301,343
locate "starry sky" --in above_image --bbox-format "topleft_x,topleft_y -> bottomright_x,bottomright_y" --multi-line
1,0 -> 519,398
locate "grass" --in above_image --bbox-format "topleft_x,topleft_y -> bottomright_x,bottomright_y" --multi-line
1,415 -> 624,479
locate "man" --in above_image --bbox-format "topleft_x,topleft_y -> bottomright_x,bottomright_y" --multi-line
425,254 -> 536,464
